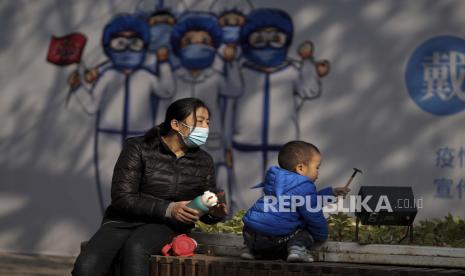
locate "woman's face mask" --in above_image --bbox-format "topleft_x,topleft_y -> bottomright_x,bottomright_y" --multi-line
178,121 -> 209,148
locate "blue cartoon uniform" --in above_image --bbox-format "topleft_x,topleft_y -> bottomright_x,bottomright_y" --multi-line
231,9 -> 326,210
73,14 -> 174,212
164,12 -> 243,207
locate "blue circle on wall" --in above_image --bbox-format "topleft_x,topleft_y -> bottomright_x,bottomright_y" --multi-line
405,35 -> 465,116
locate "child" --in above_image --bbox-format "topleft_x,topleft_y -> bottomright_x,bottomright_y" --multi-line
241,141 -> 350,262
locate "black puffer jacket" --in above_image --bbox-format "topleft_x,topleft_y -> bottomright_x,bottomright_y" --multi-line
103,127 -> 221,225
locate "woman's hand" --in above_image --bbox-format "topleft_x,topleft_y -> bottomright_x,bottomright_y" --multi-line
171,201 -> 200,224
208,203 -> 228,218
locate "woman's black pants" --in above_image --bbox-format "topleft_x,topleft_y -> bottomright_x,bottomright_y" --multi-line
72,221 -> 184,276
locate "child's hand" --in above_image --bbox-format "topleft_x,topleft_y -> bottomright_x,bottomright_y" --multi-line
333,187 -> 351,197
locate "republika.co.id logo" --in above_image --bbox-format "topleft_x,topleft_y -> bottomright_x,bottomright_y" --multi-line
405,35 -> 465,116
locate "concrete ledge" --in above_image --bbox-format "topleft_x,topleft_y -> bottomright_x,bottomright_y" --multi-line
190,232 -> 465,269
151,254 -> 465,276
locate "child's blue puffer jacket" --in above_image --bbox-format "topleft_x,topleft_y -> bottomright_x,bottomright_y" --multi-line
242,166 -> 333,241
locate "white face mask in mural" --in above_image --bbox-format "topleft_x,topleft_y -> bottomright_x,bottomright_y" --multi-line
148,24 -> 173,52
246,30 -> 288,67
180,44 -> 216,70
222,26 -> 241,44
108,37 -> 146,69
178,121 -> 209,147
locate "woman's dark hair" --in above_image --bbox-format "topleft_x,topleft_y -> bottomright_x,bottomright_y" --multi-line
159,98 -> 211,136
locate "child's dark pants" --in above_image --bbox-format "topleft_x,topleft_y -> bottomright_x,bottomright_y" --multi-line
242,226 -> 315,260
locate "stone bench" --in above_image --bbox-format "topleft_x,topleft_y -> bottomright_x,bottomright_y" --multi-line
84,232 -> 465,275
190,232 -> 465,269
149,254 -> 465,276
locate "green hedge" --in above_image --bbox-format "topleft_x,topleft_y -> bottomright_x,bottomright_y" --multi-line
195,211 -> 465,248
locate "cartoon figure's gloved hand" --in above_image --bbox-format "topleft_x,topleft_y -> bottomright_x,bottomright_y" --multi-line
223,44 -> 236,62
298,40 -> 330,77
84,68 -> 98,84
68,70 -> 81,90
156,47 -> 170,63
298,41 -> 314,59
225,148 -> 234,169
316,60 -> 330,77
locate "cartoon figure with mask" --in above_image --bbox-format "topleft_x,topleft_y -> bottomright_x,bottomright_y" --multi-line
143,9 -> 182,127
144,8 -> 186,74
68,14 -> 174,213
167,12 -> 243,209
231,8 -> 330,210
77,0 -> 187,84
209,0 -> 253,72
77,10 -> 176,85
134,0 -> 187,73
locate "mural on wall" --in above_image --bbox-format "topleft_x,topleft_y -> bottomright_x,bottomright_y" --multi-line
209,0 -> 254,72
406,35 -> 465,116
49,14 -> 175,212
405,35 -> 465,206
434,146 -> 465,200
230,8 -> 330,210
46,33 -> 87,66
46,2 -> 329,215
46,33 -> 88,107
166,11 -> 243,210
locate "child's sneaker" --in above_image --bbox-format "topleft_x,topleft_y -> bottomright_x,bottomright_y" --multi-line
286,245 -> 314,263
240,248 -> 261,260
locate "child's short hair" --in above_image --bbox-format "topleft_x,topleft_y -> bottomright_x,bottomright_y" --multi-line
278,141 -> 320,172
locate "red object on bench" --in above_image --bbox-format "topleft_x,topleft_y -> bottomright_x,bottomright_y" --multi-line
161,234 -> 198,257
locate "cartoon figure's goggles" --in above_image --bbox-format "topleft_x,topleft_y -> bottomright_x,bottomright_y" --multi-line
109,37 -> 145,51
248,31 -> 287,48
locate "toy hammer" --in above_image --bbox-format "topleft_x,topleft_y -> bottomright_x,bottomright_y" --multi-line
344,168 -> 363,188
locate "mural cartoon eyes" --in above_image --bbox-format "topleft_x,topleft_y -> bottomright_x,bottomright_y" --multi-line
180,31 -> 213,48
219,12 -> 246,26
109,37 -> 145,51
148,14 -> 176,26
249,31 -> 287,48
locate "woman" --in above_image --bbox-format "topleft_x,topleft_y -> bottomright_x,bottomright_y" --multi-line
72,98 -> 228,276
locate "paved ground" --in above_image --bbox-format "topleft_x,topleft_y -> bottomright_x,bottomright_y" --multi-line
0,252 -> 75,276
